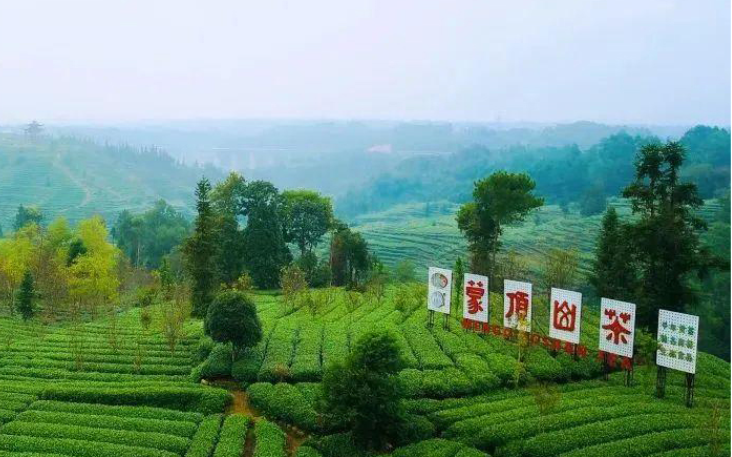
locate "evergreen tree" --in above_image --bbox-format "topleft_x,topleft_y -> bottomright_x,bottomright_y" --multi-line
183,178 -> 219,317
211,172 -> 247,285
320,330 -> 406,450
330,224 -> 371,289
13,205 -> 43,231
589,207 -> 637,301
622,142 -> 718,328
241,181 -> 291,289
205,290 -> 262,361
17,270 -> 35,321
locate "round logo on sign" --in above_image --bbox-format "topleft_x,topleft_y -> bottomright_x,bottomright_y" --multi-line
431,273 -> 448,289
430,291 -> 445,308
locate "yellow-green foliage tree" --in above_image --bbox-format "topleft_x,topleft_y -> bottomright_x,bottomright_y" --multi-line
0,224 -> 39,314
69,216 -> 120,317
33,217 -> 72,319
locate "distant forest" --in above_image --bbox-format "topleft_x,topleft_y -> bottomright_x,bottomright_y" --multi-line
337,125 -> 730,219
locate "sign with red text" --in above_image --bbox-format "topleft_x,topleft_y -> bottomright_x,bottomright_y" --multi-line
656,309 -> 699,374
463,273 -> 489,323
504,280 -> 532,332
427,267 -> 452,314
599,298 -> 636,358
549,288 -> 582,344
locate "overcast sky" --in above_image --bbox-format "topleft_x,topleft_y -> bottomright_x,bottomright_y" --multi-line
0,0 -> 729,125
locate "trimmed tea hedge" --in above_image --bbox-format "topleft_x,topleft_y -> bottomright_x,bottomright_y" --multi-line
185,415 -> 223,457
253,419 -> 286,457
213,414 -> 250,457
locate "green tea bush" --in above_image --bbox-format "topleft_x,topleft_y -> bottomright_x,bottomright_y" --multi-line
253,419 -> 286,457
213,414 -> 250,457
0,421 -> 190,454
0,434 -> 179,457
392,438 -> 488,457
185,415 -> 222,457
295,446 -> 323,457
247,383 -> 319,432
505,413 -> 713,457
29,400 -> 203,422
14,410 -> 198,437
560,428 -> 730,457
37,385 -> 231,414
193,343 -> 233,381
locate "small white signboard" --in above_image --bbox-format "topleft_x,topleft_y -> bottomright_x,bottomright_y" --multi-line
599,298 -> 636,358
427,267 -> 452,314
463,273 -> 489,323
503,280 -> 532,332
656,309 -> 699,374
549,288 -> 582,344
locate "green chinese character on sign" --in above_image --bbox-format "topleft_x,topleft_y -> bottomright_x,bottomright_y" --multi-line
660,334 -> 668,343
669,323 -> 677,332
686,340 -> 694,349
662,321 -> 668,329
670,336 -> 677,345
669,350 -> 677,358
686,353 -> 693,362
688,327 -> 695,336
678,338 -> 685,347
679,324 -> 686,333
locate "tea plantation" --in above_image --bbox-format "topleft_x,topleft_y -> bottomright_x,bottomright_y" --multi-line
0,289 -> 728,456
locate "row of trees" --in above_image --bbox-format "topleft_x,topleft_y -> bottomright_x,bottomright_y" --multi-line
183,173 -> 377,317
457,140 -> 727,343
0,215 -> 120,320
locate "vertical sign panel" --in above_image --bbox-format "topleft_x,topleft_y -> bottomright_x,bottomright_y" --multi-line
463,273 -> 489,323
599,298 -> 636,358
549,288 -> 582,344
504,280 -> 532,332
427,267 -> 452,314
656,310 -> 699,374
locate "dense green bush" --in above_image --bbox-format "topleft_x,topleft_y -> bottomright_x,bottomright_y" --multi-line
185,415 -> 222,457
253,419 -> 286,457
213,414 -> 250,457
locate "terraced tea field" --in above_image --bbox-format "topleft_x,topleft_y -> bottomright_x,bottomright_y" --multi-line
352,199 -> 724,278
0,288 -> 729,457
0,307 -> 290,457
0,135 -> 218,229
194,289 -> 730,456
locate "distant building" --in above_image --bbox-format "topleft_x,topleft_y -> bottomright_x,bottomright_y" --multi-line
24,120 -> 44,141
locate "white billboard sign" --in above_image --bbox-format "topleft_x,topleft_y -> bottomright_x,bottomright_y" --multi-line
427,267 -> 452,314
599,298 -> 636,358
656,310 -> 699,374
503,280 -> 532,332
549,288 -> 582,344
463,273 -> 489,323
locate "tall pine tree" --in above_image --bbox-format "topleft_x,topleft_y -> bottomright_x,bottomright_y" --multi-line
589,207 -> 637,301
183,178 -> 219,317
17,270 -> 35,321
622,141 -> 714,328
